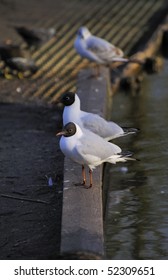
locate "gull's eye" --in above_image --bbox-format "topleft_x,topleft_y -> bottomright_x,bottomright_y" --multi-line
64,122 -> 76,136
62,93 -> 74,106
62,95 -> 71,104
68,128 -> 73,133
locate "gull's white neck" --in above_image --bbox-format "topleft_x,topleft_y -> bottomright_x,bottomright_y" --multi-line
63,94 -> 81,125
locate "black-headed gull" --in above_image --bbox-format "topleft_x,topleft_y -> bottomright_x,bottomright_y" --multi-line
74,26 -> 129,64
56,122 -> 135,188
59,92 -> 138,141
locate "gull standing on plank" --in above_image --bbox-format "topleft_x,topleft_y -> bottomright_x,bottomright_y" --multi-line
56,122 -> 135,188
59,92 -> 138,141
74,26 -> 129,65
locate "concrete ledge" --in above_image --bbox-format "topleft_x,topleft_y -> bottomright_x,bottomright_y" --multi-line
60,67 -> 111,258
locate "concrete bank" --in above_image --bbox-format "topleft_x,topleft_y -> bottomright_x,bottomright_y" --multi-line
60,67 -> 111,259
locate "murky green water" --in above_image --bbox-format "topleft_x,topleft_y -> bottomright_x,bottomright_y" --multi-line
104,61 -> 168,260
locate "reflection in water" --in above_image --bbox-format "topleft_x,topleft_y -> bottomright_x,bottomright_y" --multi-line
104,61 -> 168,260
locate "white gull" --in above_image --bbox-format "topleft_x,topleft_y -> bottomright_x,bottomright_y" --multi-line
59,92 -> 138,141
74,26 -> 129,64
56,122 -> 135,188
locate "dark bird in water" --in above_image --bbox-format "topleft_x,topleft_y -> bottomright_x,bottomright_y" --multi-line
15,26 -> 56,49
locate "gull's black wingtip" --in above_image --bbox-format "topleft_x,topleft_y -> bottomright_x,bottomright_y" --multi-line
118,151 -> 140,161
122,127 -> 140,135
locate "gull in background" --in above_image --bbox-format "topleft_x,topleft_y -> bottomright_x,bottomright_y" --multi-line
59,92 -> 138,141
56,122 -> 136,188
74,26 -> 129,65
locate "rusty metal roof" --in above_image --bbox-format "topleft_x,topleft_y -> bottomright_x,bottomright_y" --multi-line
0,0 -> 166,104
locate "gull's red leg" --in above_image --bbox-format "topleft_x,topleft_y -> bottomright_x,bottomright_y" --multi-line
82,165 -> 86,185
89,168 -> 93,188
95,65 -> 100,78
83,168 -> 93,189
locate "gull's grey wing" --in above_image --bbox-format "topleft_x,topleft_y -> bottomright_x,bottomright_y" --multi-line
81,112 -> 124,140
87,35 -> 123,62
75,128 -> 121,163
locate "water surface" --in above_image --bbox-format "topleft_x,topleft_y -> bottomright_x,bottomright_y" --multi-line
104,61 -> 168,260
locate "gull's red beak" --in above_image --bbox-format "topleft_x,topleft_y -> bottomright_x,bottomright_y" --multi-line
56,130 -> 66,136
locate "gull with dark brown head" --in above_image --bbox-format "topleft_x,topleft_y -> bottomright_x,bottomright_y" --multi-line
56,122 -> 136,188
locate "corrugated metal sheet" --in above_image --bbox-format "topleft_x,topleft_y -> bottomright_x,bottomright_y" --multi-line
0,0 -> 166,104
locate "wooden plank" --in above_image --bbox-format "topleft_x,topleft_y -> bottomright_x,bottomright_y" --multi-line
111,21 -> 168,94
60,67 -> 110,259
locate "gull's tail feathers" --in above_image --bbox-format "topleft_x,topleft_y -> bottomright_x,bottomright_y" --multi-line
107,151 -> 137,164
112,57 -> 129,63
